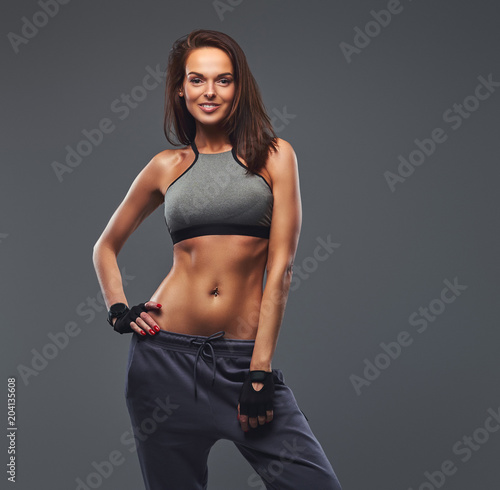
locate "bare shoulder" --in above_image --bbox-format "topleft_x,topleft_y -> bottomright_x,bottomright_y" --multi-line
148,147 -> 186,168
273,137 -> 295,153
145,147 -> 191,193
266,138 -> 298,180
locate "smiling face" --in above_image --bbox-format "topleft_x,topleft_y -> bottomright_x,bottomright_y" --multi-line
180,47 -> 236,126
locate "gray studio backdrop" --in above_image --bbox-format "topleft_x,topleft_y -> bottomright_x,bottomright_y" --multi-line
2,1 -> 499,489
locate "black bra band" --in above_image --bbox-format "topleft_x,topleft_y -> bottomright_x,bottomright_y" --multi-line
171,223 -> 270,245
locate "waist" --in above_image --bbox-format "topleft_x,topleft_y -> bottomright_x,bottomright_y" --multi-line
135,329 -> 255,357
151,264 -> 265,306
149,243 -> 268,336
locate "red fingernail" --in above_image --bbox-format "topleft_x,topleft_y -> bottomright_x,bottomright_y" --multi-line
149,329 -> 155,335
140,331 -> 146,336
154,325 -> 160,332
244,429 -> 249,433
157,304 -> 162,308
237,414 -> 240,420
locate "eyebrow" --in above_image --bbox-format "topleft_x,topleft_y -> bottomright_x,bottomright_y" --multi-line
187,72 -> 233,77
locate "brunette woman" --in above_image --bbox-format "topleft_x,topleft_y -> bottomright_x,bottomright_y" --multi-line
93,29 -> 342,490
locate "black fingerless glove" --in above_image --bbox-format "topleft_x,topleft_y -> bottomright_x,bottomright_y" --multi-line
113,303 -> 148,334
238,370 -> 275,418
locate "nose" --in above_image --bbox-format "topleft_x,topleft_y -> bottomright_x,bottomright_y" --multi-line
204,81 -> 217,98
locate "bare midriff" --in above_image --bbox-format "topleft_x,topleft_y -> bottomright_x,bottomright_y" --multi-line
148,234 -> 269,339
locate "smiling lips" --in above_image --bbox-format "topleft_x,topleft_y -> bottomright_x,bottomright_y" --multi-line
198,103 -> 220,113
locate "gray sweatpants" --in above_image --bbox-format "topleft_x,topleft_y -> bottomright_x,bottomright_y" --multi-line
125,329 -> 342,490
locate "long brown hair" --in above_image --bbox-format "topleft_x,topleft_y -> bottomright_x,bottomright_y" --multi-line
163,29 -> 278,175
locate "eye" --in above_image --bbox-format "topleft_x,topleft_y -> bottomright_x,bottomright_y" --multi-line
189,77 -> 233,85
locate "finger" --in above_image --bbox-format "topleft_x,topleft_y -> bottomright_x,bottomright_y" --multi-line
238,404 -> 249,431
135,317 -> 156,335
239,413 -> 249,432
138,310 -> 161,333
266,410 -> 274,423
257,414 -> 266,425
248,416 -> 258,429
145,301 -> 162,310
237,404 -> 242,425
129,321 -> 146,336
137,313 -> 160,333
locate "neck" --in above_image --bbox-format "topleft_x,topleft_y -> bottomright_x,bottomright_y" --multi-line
193,125 -> 231,153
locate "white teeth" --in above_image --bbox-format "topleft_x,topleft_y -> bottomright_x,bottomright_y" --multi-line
201,104 -> 218,107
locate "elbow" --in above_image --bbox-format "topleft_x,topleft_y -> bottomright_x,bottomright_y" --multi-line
266,257 -> 294,279
92,239 -> 110,263
93,238 -> 121,265
92,241 -> 101,264
92,237 -> 103,254
94,235 -> 121,253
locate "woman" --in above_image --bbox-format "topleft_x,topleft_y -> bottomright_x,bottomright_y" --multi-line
93,29 -> 342,490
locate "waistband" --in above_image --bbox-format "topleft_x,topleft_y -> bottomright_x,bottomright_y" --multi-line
136,329 -> 255,400
136,328 -> 255,357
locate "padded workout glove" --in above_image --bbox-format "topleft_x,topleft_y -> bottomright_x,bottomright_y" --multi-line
238,370 -> 275,418
113,302 -> 148,334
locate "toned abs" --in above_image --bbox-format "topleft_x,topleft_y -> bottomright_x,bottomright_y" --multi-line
148,147 -> 273,339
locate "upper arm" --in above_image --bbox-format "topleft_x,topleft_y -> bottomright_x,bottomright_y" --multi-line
94,151 -> 174,254
266,139 -> 302,274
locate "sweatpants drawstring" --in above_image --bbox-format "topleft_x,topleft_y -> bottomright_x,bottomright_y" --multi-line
190,330 -> 226,400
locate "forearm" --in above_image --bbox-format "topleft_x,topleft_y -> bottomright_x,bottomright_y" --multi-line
92,243 -> 128,310
250,267 -> 293,371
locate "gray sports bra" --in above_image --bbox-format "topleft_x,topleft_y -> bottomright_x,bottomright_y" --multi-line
164,140 -> 274,245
